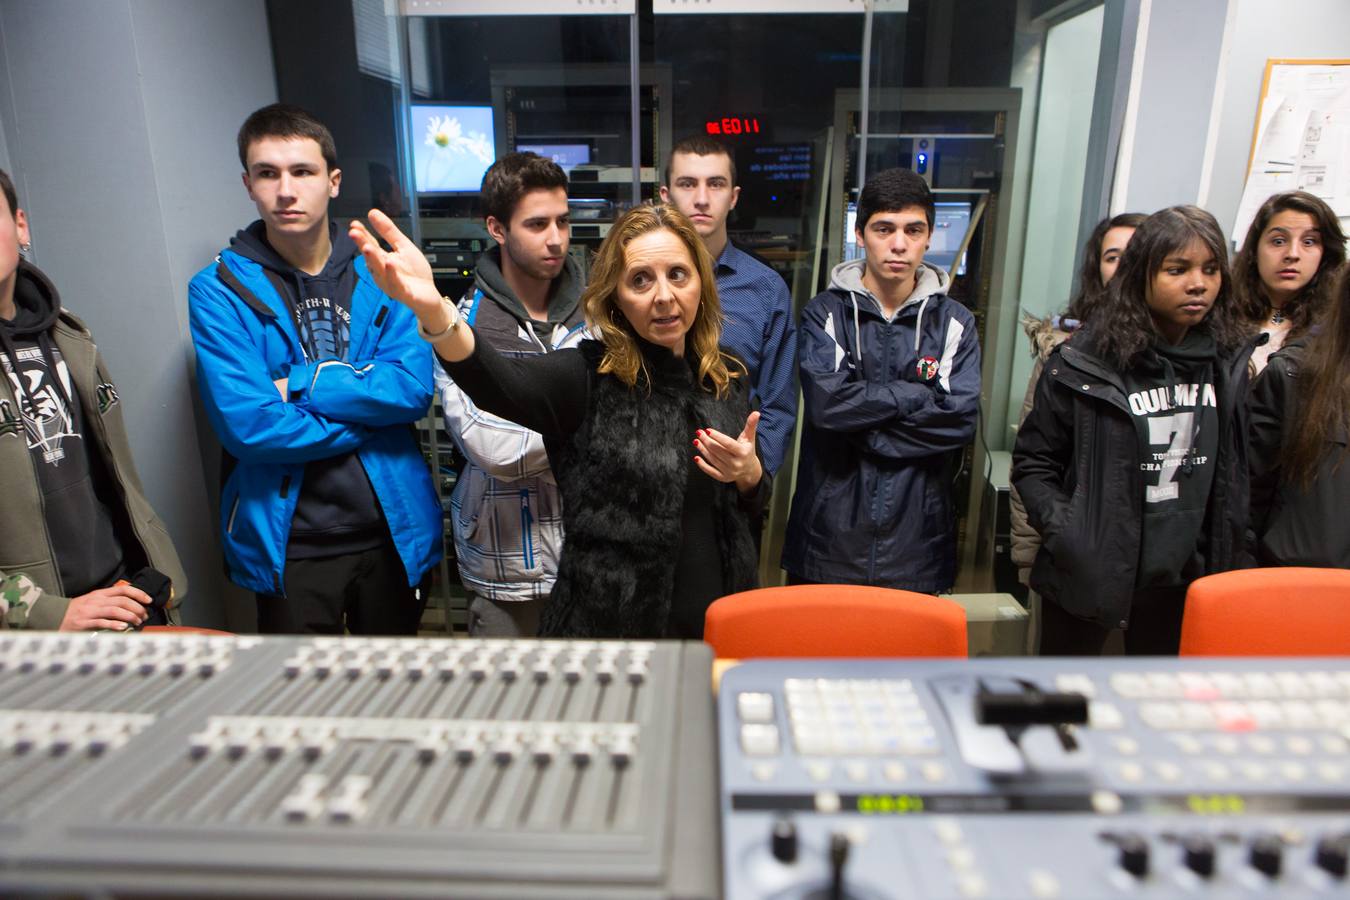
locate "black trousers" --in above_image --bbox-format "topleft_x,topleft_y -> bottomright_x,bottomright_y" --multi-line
256,541 -> 423,636
1039,585 -> 1187,656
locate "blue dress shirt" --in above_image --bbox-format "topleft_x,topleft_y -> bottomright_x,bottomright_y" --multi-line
714,242 -> 798,475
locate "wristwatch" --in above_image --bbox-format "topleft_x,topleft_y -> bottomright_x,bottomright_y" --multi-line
417,296 -> 461,342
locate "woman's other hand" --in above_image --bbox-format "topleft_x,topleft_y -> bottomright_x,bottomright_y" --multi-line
694,410 -> 763,495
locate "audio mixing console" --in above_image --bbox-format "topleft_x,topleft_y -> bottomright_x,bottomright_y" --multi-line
719,657 -> 1350,899
0,632 -> 717,898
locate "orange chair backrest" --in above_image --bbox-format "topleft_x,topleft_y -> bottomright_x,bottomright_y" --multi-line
1180,567 -> 1350,656
704,584 -> 968,658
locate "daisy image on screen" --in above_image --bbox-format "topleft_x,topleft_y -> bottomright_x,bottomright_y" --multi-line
415,105 -> 495,193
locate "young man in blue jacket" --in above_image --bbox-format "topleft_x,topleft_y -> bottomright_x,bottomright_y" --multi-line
188,104 -> 441,634
660,136 -> 797,477
783,168 -> 981,592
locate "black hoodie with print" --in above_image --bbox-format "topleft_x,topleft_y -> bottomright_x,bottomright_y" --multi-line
230,221 -> 384,559
0,262 -> 127,594
1119,331 -> 1220,588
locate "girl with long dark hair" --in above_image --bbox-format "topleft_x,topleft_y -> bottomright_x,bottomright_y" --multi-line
1248,268 -> 1350,567
1233,191 -> 1345,375
1011,212 -> 1145,585
1013,206 -> 1255,655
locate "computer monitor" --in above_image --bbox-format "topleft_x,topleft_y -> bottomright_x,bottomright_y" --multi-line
843,200 -> 972,276
410,103 -> 496,194
516,143 -> 592,173
928,201 -> 973,276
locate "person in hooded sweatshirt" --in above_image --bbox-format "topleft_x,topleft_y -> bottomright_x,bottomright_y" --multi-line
188,104 -> 440,635
437,152 -> 587,637
0,168 -> 186,630
783,168 -> 981,592
1013,206 -> 1253,656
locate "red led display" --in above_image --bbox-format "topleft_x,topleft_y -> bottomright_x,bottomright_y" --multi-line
705,117 -> 762,136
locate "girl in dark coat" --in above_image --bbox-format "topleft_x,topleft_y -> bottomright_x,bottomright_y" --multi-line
1013,206 -> 1252,655
1248,267 -> 1350,568
350,204 -> 767,639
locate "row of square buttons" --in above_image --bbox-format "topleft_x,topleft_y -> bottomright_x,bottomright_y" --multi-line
1106,670 -> 1350,701
1137,699 -> 1350,731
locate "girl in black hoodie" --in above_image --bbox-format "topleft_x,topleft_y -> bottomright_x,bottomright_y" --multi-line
1013,206 -> 1252,655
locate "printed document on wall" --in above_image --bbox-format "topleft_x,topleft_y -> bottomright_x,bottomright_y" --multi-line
1232,63 -> 1350,244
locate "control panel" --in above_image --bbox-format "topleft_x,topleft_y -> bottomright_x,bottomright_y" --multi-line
720,658 -> 1350,899
0,633 -> 717,898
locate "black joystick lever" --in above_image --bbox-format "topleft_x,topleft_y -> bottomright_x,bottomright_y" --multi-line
975,678 -> 1088,750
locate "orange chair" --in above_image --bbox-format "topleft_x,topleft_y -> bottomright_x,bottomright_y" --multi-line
704,584 -> 968,658
1180,567 -> 1350,656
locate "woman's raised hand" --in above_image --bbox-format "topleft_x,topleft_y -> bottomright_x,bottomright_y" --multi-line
694,410 -> 763,495
349,210 -> 443,320
350,209 -> 474,361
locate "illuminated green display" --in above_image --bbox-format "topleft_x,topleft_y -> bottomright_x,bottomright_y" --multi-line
856,794 -> 926,815
1186,794 -> 1246,815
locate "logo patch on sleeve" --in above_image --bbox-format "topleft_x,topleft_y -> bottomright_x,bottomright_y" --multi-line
96,382 -> 121,414
916,356 -> 940,382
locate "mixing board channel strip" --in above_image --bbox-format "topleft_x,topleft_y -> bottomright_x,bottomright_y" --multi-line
0,633 -> 717,899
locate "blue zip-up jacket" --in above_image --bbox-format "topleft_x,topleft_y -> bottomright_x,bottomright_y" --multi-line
782,259 -> 981,592
187,241 -> 442,595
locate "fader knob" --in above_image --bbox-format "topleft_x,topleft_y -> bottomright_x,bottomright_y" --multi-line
1117,833 -> 1149,878
1315,834 -> 1349,879
1182,835 -> 1216,879
770,817 -> 798,864
1248,834 -> 1282,877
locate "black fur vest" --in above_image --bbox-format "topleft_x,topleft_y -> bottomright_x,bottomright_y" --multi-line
538,340 -> 762,638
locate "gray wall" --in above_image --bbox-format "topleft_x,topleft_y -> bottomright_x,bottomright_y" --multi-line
1203,0 -> 1350,239
0,0 -> 277,629
1112,0 -> 1231,214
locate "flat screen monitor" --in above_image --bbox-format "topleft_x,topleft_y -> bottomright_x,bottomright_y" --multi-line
410,103 -> 496,194
843,200 -> 972,276
927,201 -> 973,276
516,143 -> 591,173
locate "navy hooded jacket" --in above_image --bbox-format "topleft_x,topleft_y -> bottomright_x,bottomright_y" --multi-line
782,259 -> 981,591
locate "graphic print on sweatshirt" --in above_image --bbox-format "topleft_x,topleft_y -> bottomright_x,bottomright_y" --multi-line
295,295 -> 352,361
1126,381 -> 1218,504
1,344 -> 79,467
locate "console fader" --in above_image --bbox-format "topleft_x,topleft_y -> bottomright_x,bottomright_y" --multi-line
0,633 -> 718,898
720,658 -> 1350,899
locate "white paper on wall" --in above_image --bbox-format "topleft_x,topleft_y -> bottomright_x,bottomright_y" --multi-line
1232,63 -> 1350,245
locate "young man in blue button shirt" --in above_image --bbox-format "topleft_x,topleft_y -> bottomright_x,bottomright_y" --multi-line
660,136 -> 797,477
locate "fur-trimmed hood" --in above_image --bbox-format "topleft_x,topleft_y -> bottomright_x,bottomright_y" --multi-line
1021,312 -> 1078,362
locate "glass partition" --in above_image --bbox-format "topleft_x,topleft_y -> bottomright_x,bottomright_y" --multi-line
263,0 -> 1120,636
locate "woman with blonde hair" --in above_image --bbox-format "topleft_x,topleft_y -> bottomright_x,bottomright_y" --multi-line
349,203 -> 767,639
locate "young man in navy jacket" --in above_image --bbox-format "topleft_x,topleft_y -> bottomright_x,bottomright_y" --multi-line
189,104 -> 441,634
783,168 -> 981,592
